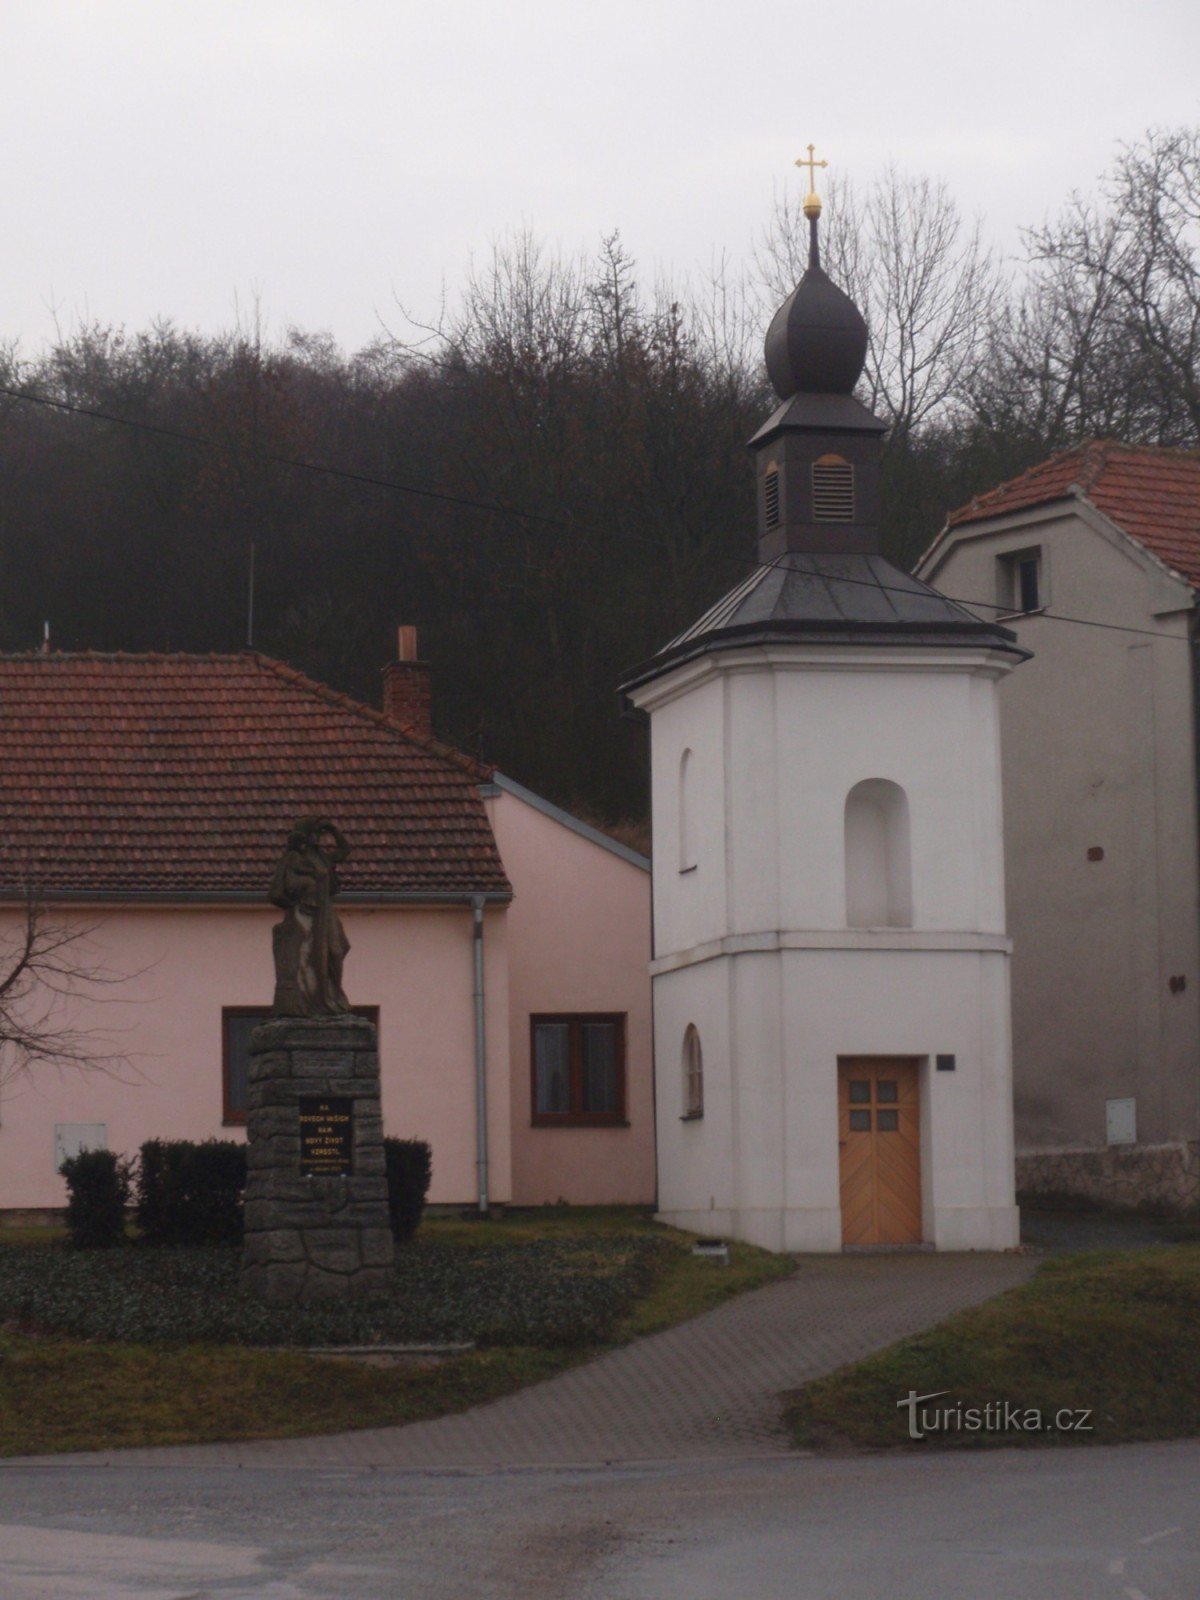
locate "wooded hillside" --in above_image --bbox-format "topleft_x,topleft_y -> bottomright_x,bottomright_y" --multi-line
2,130 -> 1195,823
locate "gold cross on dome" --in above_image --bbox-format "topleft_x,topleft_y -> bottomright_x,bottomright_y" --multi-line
796,142 -> 827,220
794,143 -> 827,191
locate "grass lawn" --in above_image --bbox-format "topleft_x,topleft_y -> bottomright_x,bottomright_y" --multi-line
785,1244 -> 1200,1452
0,1209 -> 792,1457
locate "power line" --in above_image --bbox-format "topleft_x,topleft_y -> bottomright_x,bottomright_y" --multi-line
742,551 -> 1194,645
2,380 -> 1195,646
0,382 -> 568,529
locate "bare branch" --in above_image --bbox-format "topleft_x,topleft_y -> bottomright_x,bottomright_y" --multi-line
0,888 -> 144,1091
1019,126 -> 1200,442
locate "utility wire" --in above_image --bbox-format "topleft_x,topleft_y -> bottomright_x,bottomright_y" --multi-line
0,382 -> 568,529
1,381 -> 1195,647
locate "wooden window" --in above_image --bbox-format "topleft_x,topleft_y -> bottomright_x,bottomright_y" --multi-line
998,548 -> 1043,614
682,1024 -> 704,1119
531,1014 -> 626,1126
223,1006 -> 379,1126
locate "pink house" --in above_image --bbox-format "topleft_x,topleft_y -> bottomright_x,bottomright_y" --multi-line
0,644 -> 654,1215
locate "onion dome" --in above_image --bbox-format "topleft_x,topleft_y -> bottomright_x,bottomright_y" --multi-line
764,264 -> 869,398
763,149 -> 868,399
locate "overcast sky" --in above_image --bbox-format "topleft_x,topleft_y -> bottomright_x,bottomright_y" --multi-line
4,0 -> 1198,357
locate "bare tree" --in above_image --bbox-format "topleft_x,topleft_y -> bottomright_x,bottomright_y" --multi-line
1021,126 -> 1200,442
755,168 -> 1002,440
972,220 -> 1168,448
0,893 -> 136,1090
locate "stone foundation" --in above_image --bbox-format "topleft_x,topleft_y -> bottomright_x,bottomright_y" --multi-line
242,1014 -> 395,1302
1016,1141 -> 1200,1216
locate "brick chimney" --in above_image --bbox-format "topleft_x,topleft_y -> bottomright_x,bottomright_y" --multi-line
381,625 -> 432,739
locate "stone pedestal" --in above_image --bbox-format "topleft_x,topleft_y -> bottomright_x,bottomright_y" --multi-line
242,1014 -> 395,1303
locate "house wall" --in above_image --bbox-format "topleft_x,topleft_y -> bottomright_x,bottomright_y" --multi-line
0,902 -> 512,1212
921,507 -> 1200,1169
634,641 -> 1020,1252
487,785 -> 656,1207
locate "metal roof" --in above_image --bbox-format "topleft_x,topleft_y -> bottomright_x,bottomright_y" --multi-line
620,552 -> 1027,696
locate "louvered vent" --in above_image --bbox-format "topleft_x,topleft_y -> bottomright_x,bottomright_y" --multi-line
764,468 -> 780,528
812,457 -> 855,522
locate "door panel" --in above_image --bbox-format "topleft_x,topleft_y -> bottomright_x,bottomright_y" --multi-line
838,1059 -> 922,1246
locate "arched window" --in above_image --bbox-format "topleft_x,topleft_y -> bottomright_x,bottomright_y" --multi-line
682,1025 -> 703,1118
679,747 -> 696,872
844,779 -> 913,928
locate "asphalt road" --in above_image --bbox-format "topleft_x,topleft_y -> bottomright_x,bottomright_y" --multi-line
1,1442 -> 1197,1599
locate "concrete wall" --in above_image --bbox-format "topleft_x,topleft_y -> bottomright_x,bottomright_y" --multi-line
633,639 -> 1021,1252
921,505 -> 1200,1162
0,902 -> 512,1211
487,783 -> 656,1207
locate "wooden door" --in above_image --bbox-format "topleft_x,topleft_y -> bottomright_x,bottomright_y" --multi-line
838,1058 -> 922,1246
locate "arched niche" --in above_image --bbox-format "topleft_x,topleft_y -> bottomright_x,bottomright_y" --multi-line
844,779 -> 913,928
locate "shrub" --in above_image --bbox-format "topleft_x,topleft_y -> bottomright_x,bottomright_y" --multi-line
385,1138 -> 432,1241
136,1139 -> 247,1246
59,1148 -> 132,1249
0,1231 -> 675,1346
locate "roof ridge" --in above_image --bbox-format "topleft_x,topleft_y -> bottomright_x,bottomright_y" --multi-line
949,440 -> 1200,528
245,653 -> 494,783
0,649 -> 249,663
940,438 -> 1200,590
952,445 -> 1083,524
1084,438 -> 1200,461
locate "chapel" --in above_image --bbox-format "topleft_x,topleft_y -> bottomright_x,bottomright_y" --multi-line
621,152 -> 1028,1251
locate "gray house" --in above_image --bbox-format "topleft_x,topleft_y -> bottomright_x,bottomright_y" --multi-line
918,442 -> 1200,1213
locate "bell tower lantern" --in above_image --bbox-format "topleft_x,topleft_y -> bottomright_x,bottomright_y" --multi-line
752,145 -> 887,563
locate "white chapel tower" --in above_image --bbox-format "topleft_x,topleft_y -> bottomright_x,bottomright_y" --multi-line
621,154 -> 1027,1252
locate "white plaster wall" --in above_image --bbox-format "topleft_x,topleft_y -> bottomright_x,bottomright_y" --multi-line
922,507 -> 1200,1150
634,638 -> 1020,1252
647,674 -> 728,958
646,646 -> 1011,966
654,947 -> 1018,1251
651,956 -> 735,1227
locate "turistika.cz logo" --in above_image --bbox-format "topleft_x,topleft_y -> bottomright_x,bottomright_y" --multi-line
897,1390 -> 1094,1441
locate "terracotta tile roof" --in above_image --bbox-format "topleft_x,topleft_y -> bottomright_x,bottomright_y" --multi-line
948,443 -> 1200,588
0,652 -> 511,898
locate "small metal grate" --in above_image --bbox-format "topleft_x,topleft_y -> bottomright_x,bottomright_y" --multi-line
764,468 -> 780,528
812,458 -> 855,522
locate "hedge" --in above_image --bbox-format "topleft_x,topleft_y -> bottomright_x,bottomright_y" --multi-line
59,1149 -> 132,1249
136,1140 -> 247,1246
384,1138 -> 432,1241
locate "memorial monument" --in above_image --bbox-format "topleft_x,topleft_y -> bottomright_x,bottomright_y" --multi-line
242,818 -> 395,1302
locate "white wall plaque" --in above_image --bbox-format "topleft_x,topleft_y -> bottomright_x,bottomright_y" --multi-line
1105,1098 -> 1136,1147
53,1123 -> 108,1170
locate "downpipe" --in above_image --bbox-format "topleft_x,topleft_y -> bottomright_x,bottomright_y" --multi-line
472,894 -> 489,1213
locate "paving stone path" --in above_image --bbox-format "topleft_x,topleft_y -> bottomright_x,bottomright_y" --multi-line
18,1252 -> 1034,1472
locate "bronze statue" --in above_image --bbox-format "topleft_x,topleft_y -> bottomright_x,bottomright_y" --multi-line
269,818 -> 352,1016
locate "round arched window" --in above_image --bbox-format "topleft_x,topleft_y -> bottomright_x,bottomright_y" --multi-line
682,1024 -> 703,1118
